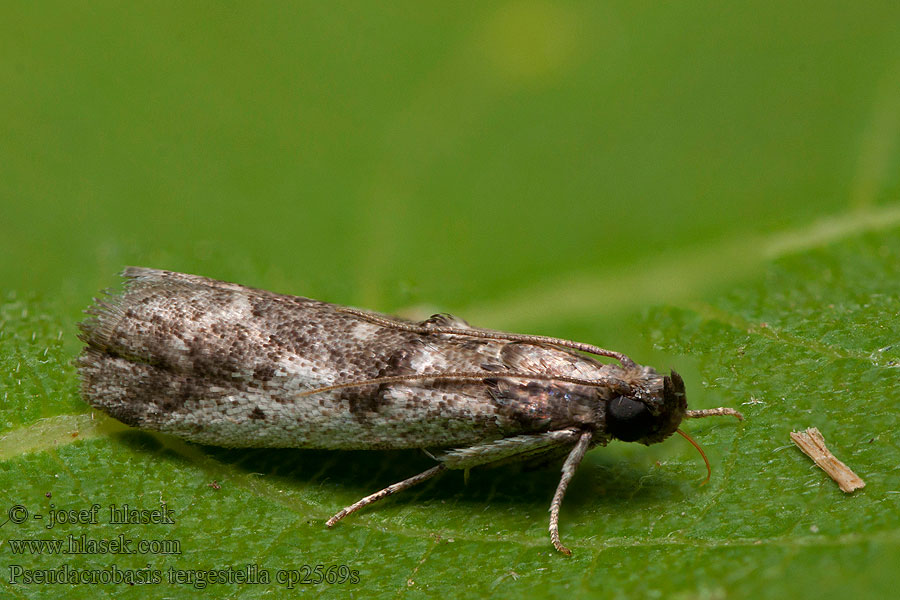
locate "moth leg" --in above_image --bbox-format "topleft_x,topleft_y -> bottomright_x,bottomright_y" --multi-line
438,428 -> 582,470
325,465 -> 446,527
326,429 -> 582,527
549,430 -> 592,556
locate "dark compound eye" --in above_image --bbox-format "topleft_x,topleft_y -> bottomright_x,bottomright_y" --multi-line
607,396 -> 654,442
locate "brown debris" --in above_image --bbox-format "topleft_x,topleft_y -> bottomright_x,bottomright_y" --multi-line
790,427 -> 865,493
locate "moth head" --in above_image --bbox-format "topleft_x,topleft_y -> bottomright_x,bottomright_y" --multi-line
606,370 -> 687,445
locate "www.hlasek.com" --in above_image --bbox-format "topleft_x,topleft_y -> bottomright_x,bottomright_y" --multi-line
6,534 -> 180,556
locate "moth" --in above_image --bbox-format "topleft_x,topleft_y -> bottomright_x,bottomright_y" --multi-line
78,268 -> 743,555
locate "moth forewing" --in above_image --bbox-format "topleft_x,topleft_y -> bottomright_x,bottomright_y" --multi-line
78,267 -> 743,555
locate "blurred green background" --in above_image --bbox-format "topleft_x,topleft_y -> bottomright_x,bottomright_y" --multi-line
2,1 -> 900,598
4,1 -> 897,328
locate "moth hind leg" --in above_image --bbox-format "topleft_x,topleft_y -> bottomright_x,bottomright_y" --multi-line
325,465 -> 446,527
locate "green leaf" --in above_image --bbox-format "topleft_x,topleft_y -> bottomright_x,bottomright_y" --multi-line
644,230 -> 900,600
3,226 -> 898,599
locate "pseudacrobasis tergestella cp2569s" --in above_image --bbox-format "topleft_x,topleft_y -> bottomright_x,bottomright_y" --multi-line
78,268 -> 743,555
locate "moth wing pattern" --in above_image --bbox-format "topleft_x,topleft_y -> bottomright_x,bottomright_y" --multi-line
76,267 -> 743,555
78,268 -> 616,450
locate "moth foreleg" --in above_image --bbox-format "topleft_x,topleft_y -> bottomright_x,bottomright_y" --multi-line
549,430 -> 592,556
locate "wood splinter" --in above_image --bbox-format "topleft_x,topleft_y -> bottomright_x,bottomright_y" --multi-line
790,427 -> 865,493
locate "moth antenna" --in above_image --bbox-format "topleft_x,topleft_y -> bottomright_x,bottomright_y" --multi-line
337,307 -> 637,368
294,371 -> 626,399
685,407 -> 744,420
676,429 -> 711,485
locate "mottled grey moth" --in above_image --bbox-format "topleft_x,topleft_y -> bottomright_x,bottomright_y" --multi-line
78,267 -> 742,555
